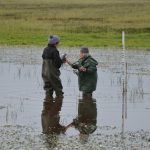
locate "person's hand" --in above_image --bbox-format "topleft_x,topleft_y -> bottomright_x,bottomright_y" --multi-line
79,123 -> 86,127
79,66 -> 86,72
66,59 -> 72,65
65,59 -> 69,63
61,53 -> 67,63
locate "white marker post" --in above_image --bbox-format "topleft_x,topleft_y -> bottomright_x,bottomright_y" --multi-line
121,31 -> 128,138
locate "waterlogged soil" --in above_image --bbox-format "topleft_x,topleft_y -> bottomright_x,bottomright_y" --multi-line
0,47 -> 150,150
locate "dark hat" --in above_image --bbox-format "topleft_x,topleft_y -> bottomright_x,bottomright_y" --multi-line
80,47 -> 89,53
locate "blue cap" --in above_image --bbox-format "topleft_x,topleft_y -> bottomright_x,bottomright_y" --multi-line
48,35 -> 60,44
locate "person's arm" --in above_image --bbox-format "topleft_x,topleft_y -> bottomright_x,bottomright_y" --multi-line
83,59 -> 98,73
53,50 -> 63,68
42,48 -> 47,59
86,65 -> 97,73
66,59 -> 72,66
66,59 -> 80,69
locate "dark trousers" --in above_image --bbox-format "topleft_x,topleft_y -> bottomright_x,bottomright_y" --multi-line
43,75 -> 63,98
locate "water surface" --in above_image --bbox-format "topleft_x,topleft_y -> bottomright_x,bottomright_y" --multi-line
0,47 -> 150,149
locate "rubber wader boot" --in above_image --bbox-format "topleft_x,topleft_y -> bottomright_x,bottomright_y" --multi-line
82,92 -> 92,99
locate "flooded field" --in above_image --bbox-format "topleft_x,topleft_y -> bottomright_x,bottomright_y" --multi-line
0,47 -> 150,150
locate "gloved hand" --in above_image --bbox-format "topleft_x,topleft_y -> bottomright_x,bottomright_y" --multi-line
61,53 -> 67,63
73,70 -> 79,76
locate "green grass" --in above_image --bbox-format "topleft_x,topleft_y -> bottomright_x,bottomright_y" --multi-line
0,0 -> 150,48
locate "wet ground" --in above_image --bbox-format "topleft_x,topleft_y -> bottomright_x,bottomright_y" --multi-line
0,46 -> 150,150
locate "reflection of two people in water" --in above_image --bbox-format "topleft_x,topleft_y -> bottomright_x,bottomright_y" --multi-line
41,96 -> 97,144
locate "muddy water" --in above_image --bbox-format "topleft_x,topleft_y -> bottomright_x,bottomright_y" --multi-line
0,47 -> 150,149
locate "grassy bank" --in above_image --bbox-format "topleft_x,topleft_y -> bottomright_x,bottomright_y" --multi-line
0,0 -> 150,48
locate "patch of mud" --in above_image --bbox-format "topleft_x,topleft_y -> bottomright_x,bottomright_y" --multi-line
0,125 -> 40,150
0,125 -> 150,150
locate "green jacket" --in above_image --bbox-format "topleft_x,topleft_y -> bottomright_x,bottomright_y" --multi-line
72,55 -> 98,93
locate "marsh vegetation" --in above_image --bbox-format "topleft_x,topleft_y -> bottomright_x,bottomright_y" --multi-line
0,0 -> 150,47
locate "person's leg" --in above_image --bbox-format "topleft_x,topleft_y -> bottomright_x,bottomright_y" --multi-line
42,76 -> 54,133
82,92 -> 92,99
43,81 -> 54,101
41,100 -> 53,134
50,75 -> 64,98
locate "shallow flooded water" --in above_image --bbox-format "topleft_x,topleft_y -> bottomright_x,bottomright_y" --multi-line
0,47 -> 150,149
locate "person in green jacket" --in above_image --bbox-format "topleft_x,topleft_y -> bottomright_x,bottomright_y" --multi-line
66,47 -> 98,97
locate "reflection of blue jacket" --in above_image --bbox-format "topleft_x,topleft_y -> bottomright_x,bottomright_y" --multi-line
71,55 -> 98,93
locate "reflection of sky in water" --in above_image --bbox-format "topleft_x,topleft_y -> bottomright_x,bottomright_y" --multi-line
0,47 -> 150,133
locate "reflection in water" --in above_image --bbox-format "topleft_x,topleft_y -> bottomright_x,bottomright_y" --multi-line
66,97 -> 97,143
41,97 -> 65,134
41,97 -> 66,149
128,75 -> 144,103
5,98 -> 25,124
0,48 -> 150,149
